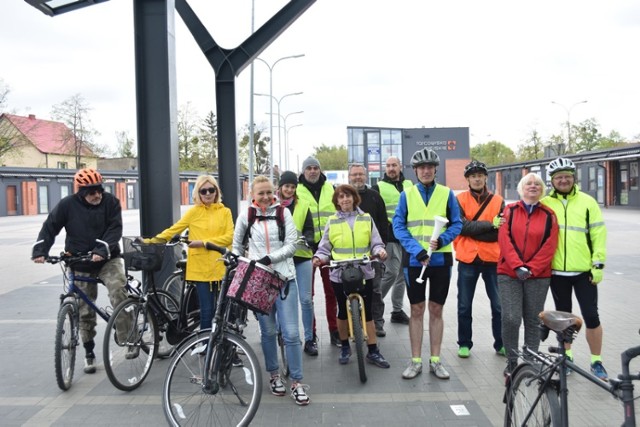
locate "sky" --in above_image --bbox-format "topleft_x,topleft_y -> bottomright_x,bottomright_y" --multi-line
2,0 -> 640,172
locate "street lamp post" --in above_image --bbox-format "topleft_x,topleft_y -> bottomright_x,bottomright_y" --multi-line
254,54 -> 304,183
551,100 -> 588,154
267,110 -> 303,170
286,123 -> 303,171
255,92 -> 303,172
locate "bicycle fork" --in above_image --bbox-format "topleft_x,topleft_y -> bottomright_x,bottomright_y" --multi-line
346,293 -> 368,341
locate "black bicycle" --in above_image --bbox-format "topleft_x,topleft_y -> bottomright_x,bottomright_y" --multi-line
504,310 -> 640,427
36,239 -> 140,391
162,242 -> 262,427
102,236 -> 199,391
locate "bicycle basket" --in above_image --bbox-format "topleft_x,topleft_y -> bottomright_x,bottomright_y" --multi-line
341,265 -> 364,294
122,236 -> 166,272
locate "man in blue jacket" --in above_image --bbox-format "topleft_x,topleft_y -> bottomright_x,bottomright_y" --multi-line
393,148 -> 462,380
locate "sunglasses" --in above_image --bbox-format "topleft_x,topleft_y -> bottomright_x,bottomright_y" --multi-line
199,187 -> 217,196
87,188 -> 104,196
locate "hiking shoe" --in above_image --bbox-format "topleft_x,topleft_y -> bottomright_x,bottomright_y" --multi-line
504,360 -> 518,378
270,375 -> 286,396
330,330 -> 341,347
304,340 -> 318,356
591,361 -> 608,381
84,357 -> 96,374
339,346 -> 351,365
375,327 -> 386,337
290,382 -> 310,406
402,361 -> 422,379
390,310 -> 410,324
496,347 -> 507,357
458,347 -> 470,358
366,351 -> 390,368
125,346 -> 140,360
429,361 -> 450,379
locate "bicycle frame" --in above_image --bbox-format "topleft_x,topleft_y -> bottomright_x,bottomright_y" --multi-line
510,314 -> 640,427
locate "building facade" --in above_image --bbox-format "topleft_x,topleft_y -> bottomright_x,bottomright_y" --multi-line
347,126 -> 471,189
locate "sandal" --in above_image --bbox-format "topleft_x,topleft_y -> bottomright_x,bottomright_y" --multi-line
290,382 -> 310,406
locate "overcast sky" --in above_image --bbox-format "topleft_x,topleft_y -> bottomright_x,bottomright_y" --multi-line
2,0 -> 639,171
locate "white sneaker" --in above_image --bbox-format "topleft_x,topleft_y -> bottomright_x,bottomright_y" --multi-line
429,361 -> 450,379
402,361 -> 422,379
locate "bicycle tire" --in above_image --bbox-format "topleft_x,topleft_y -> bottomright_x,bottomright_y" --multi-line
278,331 -> 289,378
350,297 -> 367,383
103,297 -> 159,391
163,332 -> 262,427
162,271 -> 185,307
54,302 -> 77,391
504,363 -> 560,427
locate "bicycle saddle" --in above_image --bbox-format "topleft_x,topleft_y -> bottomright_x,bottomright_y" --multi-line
538,311 -> 583,333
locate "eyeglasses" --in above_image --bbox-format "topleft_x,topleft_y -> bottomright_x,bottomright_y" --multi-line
552,175 -> 574,182
199,187 -> 217,195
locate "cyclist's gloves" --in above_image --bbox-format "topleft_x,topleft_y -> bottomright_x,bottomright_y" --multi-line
515,267 -> 532,281
590,267 -> 603,285
256,256 -> 272,266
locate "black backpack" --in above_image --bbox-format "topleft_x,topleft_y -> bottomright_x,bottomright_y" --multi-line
241,205 -> 286,248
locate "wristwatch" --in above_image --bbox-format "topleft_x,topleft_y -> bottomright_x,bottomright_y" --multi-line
593,264 -> 604,270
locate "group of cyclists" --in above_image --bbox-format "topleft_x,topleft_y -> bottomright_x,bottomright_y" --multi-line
31,146 -> 608,409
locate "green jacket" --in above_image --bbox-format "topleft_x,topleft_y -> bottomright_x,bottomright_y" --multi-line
541,185 -> 606,272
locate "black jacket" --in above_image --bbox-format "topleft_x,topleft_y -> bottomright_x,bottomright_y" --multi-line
32,191 -> 123,272
357,186 -> 389,244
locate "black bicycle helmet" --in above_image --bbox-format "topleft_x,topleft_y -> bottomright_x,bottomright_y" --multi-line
464,160 -> 488,177
410,148 -> 440,167
547,158 -> 576,176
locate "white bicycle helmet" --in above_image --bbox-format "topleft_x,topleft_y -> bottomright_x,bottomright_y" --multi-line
410,148 -> 440,167
464,160 -> 488,177
548,157 -> 576,176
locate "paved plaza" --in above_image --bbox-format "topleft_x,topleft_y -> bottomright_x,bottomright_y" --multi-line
0,207 -> 638,426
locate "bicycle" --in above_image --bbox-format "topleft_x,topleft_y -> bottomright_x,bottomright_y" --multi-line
324,255 -> 376,383
102,236 -> 199,391
36,239 -> 140,391
504,310 -> 640,427
163,242 -> 263,426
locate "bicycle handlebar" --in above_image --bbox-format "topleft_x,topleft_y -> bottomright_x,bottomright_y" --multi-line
33,239 -> 111,264
204,242 -> 228,255
326,255 -> 375,269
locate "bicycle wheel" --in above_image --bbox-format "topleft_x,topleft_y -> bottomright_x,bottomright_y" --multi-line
277,331 -> 289,378
103,297 -> 159,391
163,332 -> 262,427
350,297 -> 367,383
504,363 -> 560,427
162,271 -> 185,306
154,290 -> 181,359
54,302 -> 78,391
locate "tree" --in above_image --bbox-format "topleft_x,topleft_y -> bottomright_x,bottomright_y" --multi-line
0,78 -> 9,112
470,141 -> 516,166
516,129 -> 545,162
115,130 -> 135,157
51,94 -> 103,167
199,111 -> 218,172
238,124 -> 270,174
598,130 -> 628,149
572,118 -> 602,153
177,102 -> 202,170
312,144 -> 347,170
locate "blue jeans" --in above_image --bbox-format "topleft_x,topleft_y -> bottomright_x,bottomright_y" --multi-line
456,262 -> 502,351
257,279 -> 304,381
295,260 -> 314,342
194,281 -> 217,330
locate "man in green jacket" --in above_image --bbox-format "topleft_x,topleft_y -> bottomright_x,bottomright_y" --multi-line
541,157 -> 608,381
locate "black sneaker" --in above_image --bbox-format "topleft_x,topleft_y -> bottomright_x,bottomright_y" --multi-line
330,330 -> 341,347
304,340 -> 319,356
84,351 -> 96,374
390,310 -> 410,324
